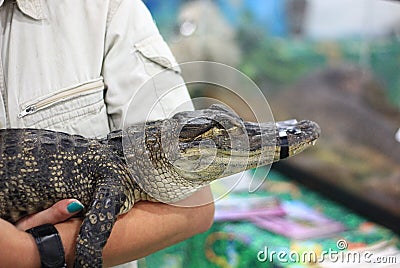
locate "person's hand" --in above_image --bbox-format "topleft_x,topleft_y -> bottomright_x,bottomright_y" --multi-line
15,199 -> 84,231
0,199 -> 84,267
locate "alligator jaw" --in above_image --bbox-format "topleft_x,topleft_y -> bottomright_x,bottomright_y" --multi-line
275,119 -> 321,161
123,104 -> 321,203
169,107 -> 321,181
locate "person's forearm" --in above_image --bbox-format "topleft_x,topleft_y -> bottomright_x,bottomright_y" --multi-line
55,201 -> 214,267
0,188 -> 214,268
0,219 -> 41,267
103,200 -> 214,266
53,201 -> 214,267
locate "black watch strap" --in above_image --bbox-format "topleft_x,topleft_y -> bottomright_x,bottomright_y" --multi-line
26,223 -> 67,268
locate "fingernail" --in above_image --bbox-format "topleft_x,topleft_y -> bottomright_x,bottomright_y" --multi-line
67,201 -> 84,213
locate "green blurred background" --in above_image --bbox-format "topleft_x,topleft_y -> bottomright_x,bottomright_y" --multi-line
140,1 -> 400,267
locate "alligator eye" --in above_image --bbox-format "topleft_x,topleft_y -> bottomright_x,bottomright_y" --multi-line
179,118 -> 215,139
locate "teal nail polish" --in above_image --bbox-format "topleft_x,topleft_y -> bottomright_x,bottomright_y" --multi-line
67,201 -> 84,213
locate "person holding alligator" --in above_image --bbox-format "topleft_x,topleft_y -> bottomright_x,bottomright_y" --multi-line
0,104 -> 320,266
0,0 -> 214,267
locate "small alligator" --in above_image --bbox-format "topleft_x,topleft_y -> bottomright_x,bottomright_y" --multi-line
0,104 -> 320,267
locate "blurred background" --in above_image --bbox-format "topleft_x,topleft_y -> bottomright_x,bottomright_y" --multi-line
141,0 -> 400,267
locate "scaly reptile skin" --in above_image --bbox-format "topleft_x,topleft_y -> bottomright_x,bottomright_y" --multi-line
0,104 -> 320,267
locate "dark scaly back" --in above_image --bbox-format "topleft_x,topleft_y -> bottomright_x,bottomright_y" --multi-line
102,129 -> 125,162
0,128 -> 99,223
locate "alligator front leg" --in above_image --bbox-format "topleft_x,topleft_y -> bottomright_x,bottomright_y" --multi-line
74,184 -> 124,268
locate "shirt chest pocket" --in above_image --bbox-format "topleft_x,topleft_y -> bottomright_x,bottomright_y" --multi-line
134,34 -> 181,76
18,78 -> 110,138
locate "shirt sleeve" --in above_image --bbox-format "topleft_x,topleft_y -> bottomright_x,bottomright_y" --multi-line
102,0 -> 193,130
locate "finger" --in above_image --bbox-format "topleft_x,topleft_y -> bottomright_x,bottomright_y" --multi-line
15,199 -> 84,231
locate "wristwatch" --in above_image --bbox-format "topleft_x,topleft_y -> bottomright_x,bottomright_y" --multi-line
26,223 -> 67,268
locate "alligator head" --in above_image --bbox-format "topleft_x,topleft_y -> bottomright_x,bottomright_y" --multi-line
123,104 -> 321,202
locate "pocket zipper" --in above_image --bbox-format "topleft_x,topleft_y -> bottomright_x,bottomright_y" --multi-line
18,79 -> 104,118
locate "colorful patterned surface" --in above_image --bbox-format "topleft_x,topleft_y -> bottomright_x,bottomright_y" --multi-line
144,170 -> 399,268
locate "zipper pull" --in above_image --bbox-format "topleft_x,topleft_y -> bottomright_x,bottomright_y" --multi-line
18,105 -> 36,118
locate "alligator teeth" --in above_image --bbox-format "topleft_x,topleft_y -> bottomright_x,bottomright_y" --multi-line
306,140 -> 317,146
312,140 -> 317,146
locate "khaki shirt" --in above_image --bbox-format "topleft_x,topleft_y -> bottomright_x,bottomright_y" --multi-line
0,0 -> 193,138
